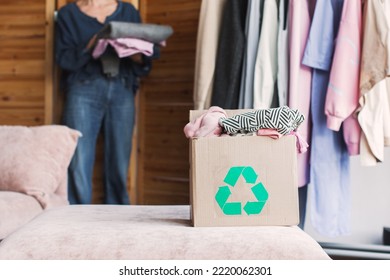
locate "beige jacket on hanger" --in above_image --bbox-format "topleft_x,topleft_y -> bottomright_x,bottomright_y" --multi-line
193,0 -> 227,110
358,0 -> 390,165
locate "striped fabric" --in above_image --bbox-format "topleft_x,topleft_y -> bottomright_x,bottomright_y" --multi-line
219,106 -> 305,135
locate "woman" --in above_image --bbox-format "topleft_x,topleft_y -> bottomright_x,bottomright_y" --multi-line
55,0 -> 156,204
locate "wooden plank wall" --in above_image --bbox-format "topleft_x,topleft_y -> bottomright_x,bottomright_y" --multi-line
0,0 -> 48,126
137,0 -> 201,204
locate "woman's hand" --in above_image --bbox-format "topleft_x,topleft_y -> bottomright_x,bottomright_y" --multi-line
85,34 -> 98,51
129,53 -> 144,64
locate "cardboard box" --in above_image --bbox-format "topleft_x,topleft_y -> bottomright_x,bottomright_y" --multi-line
189,110 -> 299,227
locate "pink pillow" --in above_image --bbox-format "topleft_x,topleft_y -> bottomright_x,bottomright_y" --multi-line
0,125 -> 81,208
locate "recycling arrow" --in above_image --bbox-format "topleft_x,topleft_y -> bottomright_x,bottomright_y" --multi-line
215,186 -> 242,215
215,166 -> 269,216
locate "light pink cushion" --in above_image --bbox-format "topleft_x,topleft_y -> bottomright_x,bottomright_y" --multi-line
0,125 -> 81,208
0,191 -> 43,240
0,205 -> 331,260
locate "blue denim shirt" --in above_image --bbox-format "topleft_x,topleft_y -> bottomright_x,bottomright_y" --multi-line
55,1 -> 159,91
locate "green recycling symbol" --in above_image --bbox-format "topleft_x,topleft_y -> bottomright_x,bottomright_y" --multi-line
215,166 -> 268,215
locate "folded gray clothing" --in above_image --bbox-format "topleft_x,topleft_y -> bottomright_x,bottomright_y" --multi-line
97,22 -> 174,43
219,106 -> 305,135
100,51 -> 120,77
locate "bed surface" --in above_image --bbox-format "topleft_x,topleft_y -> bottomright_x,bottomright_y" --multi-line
0,205 -> 330,260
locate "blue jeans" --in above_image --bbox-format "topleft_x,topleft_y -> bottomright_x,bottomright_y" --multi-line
298,185 -> 308,230
62,77 -> 135,204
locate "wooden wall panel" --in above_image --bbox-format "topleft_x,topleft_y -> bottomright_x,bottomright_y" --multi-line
0,80 -> 44,108
0,38 -> 45,60
137,0 -> 200,204
0,0 -> 47,126
0,109 -> 44,126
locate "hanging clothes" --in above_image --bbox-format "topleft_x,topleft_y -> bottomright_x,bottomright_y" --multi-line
358,78 -> 390,165
325,0 -> 362,156
359,0 -> 390,95
302,0 -> 350,237
211,0 -> 248,109
253,0 -> 279,109
277,0 -> 289,107
288,0 -> 315,188
238,0 -> 264,109
193,0 -> 227,110
357,0 -> 390,166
